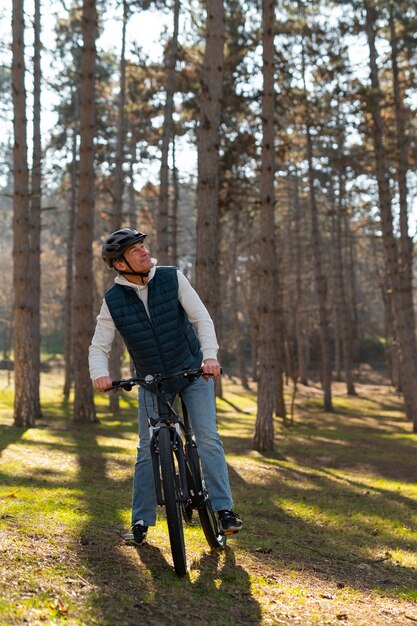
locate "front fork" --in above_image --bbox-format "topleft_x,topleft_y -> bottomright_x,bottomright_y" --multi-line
150,425 -> 189,506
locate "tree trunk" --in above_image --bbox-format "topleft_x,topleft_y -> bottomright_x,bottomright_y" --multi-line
292,169 -> 308,385
195,0 -> 224,332
73,0 -> 97,423
389,4 -> 416,374
332,157 -> 356,395
128,134 -> 137,226
30,0 -> 42,418
253,0 -> 276,452
158,0 -> 179,265
12,0 -> 38,427
63,115 -> 77,400
305,121 -> 332,411
365,0 -> 417,429
109,0 -> 128,413
170,138 -> 179,266
344,200 -> 359,365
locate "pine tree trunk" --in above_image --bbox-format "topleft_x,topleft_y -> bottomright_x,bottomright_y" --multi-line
301,40 -> 332,411
12,0 -> 37,427
389,4 -> 416,380
63,118 -> 77,400
292,170 -> 308,385
306,123 -> 332,411
332,158 -> 356,395
344,204 -> 359,365
158,0 -> 179,265
30,0 -> 42,418
128,135 -> 136,226
274,228 -> 286,418
365,1 -> 417,430
253,0 -> 276,452
73,0 -> 97,423
109,0 -> 128,413
170,138 -> 179,266
195,0 -> 224,331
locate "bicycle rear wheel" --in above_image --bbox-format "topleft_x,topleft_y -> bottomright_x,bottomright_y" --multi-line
190,445 -> 226,550
158,427 -> 187,576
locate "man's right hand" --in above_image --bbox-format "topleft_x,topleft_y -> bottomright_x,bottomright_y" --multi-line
93,376 -> 114,392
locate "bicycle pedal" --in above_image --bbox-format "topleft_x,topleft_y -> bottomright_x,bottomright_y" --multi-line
222,529 -> 238,535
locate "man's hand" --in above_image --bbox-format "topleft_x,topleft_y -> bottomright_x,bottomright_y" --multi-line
202,358 -> 221,379
93,376 -> 114,392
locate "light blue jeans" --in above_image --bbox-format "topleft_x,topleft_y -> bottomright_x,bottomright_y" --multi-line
131,377 -> 234,526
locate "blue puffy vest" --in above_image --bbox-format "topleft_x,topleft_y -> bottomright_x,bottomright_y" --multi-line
105,267 -> 203,386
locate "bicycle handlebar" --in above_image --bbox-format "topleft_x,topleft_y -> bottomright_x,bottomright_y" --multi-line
107,367 -> 220,392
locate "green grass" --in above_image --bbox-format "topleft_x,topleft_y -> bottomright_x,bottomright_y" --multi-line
1,372 -> 417,625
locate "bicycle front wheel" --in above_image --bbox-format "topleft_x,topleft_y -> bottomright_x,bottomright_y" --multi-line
190,446 -> 226,550
158,427 -> 187,576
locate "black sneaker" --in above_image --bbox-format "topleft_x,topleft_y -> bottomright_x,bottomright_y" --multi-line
124,522 -> 148,546
218,510 -> 242,534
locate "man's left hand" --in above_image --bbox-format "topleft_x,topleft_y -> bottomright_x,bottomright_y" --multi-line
202,358 -> 222,378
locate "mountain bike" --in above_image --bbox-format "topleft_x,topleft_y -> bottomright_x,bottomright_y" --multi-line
108,368 -> 227,576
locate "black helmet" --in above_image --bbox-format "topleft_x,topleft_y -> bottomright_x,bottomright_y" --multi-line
102,228 -> 147,268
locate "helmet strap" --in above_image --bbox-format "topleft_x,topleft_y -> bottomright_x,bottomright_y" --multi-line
115,255 -> 151,280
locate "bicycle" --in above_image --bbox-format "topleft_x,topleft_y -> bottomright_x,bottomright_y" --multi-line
108,368 -> 228,577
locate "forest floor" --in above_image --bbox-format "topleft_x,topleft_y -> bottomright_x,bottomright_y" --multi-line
1,367 -> 417,625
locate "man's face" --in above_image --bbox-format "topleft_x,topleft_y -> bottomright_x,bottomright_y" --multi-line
114,242 -> 153,273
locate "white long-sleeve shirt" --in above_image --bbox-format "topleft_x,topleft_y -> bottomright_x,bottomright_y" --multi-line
88,264 -> 218,381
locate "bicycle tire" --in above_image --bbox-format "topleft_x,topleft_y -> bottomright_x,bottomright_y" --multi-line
158,427 -> 187,576
190,446 -> 226,550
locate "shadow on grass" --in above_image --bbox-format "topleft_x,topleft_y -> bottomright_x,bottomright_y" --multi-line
217,397 -> 250,414
0,424 -> 27,456
213,392 -> 417,603
136,541 -> 262,624
70,417 -> 262,625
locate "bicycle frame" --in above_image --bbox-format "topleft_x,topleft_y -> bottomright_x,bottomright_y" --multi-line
149,383 -> 190,508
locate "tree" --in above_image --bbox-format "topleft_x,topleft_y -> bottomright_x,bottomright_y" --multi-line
253,0 -> 276,452
195,0 -> 225,332
72,0 -> 97,423
364,0 -> 417,430
12,0 -> 39,427
108,0 -> 129,412
30,0 -> 42,417
301,36 -> 332,412
157,0 -> 180,264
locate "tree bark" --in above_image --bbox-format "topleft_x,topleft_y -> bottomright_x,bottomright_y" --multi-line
30,0 -> 42,418
389,4 -> 416,386
292,169 -> 308,385
333,156 -> 356,395
301,39 -> 332,411
364,0 -> 417,429
170,137 -> 179,266
73,0 -> 97,423
158,0 -> 179,265
108,0 -> 129,413
63,113 -> 78,400
12,0 -> 38,427
195,0 -> 224,332
253,0 -> 276,452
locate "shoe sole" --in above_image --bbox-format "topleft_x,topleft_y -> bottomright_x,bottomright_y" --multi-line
124,537 -> 146,546
124,532 -> 147,547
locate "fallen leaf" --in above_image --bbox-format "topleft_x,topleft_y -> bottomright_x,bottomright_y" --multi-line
53,598 -> 68,615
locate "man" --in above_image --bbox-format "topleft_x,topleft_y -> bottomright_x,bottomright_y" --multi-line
89,227 -> 242,546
